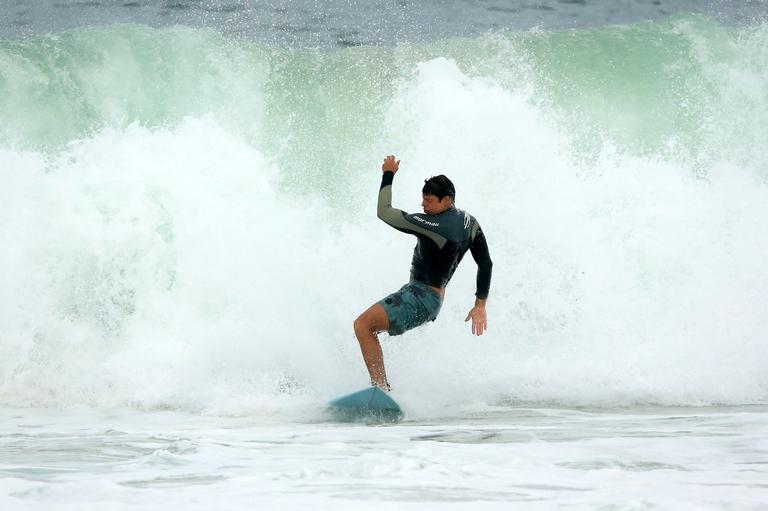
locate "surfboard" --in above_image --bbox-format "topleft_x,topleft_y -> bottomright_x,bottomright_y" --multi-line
328,386 -> 403,422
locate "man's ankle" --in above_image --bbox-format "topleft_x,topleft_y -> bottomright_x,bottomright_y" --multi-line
372,382 -> 391,392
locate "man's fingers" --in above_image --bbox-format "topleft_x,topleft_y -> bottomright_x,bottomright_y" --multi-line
382,155 -> 399,172
466,309 -> 488,335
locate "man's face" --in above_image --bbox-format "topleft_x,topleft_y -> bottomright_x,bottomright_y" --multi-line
422,193 -> 452,215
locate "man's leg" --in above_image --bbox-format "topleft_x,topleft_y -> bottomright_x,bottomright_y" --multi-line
353,303 -> 390,390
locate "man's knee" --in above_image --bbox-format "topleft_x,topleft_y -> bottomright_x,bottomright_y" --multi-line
353,315 -> 369,336
354,305 -> 388,337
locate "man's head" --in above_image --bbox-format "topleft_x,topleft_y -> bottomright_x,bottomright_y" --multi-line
421,175 -> 455,215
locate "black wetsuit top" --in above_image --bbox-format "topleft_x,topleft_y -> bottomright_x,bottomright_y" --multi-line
377,171 -> 493,299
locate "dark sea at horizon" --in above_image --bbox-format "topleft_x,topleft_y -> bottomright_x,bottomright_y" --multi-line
2,0 -> 767,47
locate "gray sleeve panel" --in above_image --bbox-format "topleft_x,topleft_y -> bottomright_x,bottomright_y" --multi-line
470,219 -> 479,240
377,185 -> 448,248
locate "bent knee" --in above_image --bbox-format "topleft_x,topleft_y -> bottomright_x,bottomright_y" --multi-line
354,314 -> 385,337
354,304 -> 389,336
353,315 -> 371,336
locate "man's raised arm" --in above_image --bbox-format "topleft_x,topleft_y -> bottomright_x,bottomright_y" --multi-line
376,156 -> 447,246
377,155 -> 404,226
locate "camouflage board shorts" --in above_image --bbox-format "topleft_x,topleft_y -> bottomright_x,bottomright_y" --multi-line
378,281 -> 443,336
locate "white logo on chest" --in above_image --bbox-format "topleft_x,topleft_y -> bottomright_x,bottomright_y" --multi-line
414,216 -> 439,227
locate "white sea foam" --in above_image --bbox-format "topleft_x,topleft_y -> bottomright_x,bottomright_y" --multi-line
1,61 -> 767,418
1,21 -> 767,417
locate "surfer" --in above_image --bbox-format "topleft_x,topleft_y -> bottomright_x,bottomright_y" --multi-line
353,155 -> 493,390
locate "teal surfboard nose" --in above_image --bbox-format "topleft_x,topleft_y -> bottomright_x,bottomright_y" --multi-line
328,387 -> 403,422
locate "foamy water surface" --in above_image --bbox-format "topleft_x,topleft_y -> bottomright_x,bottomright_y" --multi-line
2,405 -> 767,510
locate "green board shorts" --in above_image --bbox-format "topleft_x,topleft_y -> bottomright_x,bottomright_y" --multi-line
378,281 -> 443,336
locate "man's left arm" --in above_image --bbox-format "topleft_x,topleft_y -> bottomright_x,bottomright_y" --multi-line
465,225 -> 492,336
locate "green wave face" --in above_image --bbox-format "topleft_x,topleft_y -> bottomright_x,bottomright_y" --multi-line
513,15 -> 768,169
1,15 -> 766,173
0,25 -> 271,146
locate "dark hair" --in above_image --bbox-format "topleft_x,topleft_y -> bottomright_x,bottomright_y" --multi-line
422,174 -> 455,201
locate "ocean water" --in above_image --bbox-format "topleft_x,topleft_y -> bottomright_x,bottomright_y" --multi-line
2,405 -> 767,510
1,1 -> 768,509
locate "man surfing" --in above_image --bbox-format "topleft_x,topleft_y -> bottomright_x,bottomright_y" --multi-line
353,155 -> 493,390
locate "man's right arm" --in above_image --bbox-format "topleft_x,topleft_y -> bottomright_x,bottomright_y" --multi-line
376,164 -> 448,247
377,155 -> 407,228
376,170 -> 405,226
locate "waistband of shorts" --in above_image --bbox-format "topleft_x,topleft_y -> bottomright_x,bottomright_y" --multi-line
408,280 -> 443,300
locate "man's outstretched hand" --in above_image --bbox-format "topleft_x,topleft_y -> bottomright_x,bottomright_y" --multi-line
465,300 -> 488,336
382,155 -> 400,174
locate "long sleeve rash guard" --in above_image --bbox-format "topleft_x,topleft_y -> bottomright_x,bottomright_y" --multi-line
376,171 -> 493,299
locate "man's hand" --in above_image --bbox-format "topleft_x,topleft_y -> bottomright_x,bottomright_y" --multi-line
465,299 -> 488,336
382,155 -> 400,174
